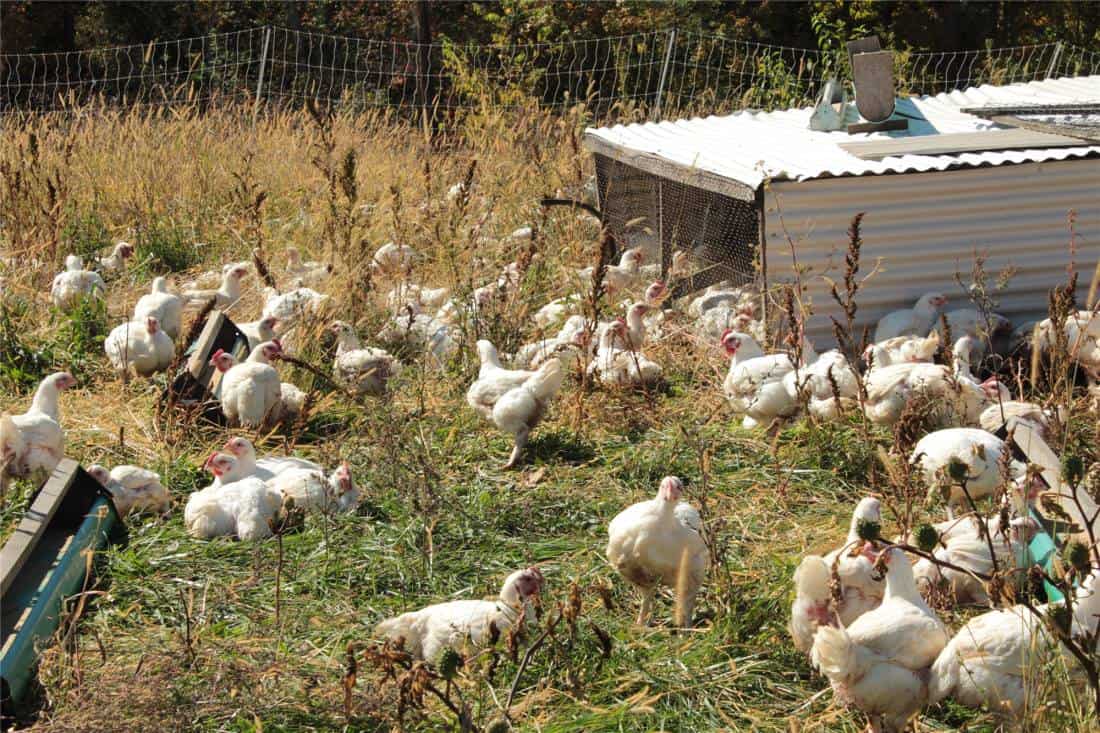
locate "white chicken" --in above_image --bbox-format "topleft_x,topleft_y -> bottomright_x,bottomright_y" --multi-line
873,292 -> 949,342
466,339 -> 537,419
261,286 -> 328,333
376,567 -> 544,662
606,476 -> 708,627
910,428 -> 1028,511
220,436 -> 323,481
210,341 -> 283,428
386,282 -> 450,315
1035,309 -> 1100,378
721,330 -> 802,428
790,497 -> 884,654
576,247 -> 644,296
96,242 -> 134,272
782,348 -> 860,420
491,359 -> 565,468
104,316 -> 175,377
928,572 -> 1100,720
329,321 -> 402,396
371,242 -> 417,278
862,338 -> 1009,427
377,311 -> 456,363
863,332 -> 940,370
587,319 -> 663,387
978,399 -> 1058,439
267,462 -> 358,513
1,372 -> 76,480
534,294 -> 582,329
88,464 -> 171,516
811,547 -> 950,733
515,314 -> 588,368
183,264 -> 248,309
133,277 -> 185,340
184,453 -> 282,541
238,315 -> 279,351
50,257 -> 106,310
284,247 -> 331,286
912,516 -> 1039,605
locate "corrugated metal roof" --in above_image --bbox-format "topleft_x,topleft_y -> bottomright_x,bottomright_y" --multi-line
584,76 -> 1100,190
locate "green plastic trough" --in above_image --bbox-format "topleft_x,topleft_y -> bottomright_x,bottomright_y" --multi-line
0,459 -> 124,714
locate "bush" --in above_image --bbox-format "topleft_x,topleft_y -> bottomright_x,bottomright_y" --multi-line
135,221 -> 201,274
62,206 -> 113,262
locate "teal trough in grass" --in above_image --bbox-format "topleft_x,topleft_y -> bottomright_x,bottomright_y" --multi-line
0,459 -> 125,715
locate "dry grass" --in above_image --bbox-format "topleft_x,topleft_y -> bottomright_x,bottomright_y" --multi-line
1,101 -> 1097,732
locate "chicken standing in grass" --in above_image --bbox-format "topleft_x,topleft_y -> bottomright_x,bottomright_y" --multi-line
606,476 -> 708,627
209,341 -> 283,428
183,264 -> 248,309
96,242 -> 134,273
466,339 -> 537,419
790,497 -> 884,654
376,567 -> 545,663
133,277 -> 185,340
491,358 -> 565,468
104,316 -> 175,377
1,372 -> 76,482
238,315 -> 279,351
811,547 -> 949,733
50,256 -> 106,310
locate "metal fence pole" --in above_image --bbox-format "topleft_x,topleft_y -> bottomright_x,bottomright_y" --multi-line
652,29 -> 676,121
254,25 -> 273,120
1046,41 -> 1063,79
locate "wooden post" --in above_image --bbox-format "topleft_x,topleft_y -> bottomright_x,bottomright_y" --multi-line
413,0 -> 433,135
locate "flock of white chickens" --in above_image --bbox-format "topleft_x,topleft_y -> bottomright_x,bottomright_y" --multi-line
5,222 -> 1100,732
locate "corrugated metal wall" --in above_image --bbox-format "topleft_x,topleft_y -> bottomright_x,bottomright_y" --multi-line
766,158 -> 1099,343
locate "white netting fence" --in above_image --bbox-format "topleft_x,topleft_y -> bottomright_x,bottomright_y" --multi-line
1,25 -> 1097,119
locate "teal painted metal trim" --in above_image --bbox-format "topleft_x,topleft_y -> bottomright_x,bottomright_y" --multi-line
0,496 -> 121,708
1030,507 -> 1064,603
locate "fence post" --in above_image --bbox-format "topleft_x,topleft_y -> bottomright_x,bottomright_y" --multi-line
652,29 -> 676,121
1046,41 -> 1063,79
254,25 -> 273,120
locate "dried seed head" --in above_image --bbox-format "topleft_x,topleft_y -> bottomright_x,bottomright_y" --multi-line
914,524 -> 940,553
437,648 -> 463,681
1065,540 -> 1092,576
855,518 -> 881,542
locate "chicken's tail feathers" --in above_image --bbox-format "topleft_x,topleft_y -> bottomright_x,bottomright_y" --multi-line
526,359 -> 565,402
375,614 -> 421,656
1,413 -> 24,466
809,625 -> 864,685
793,555 -> 831,602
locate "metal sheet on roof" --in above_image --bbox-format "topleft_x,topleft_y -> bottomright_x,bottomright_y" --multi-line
584,76 -> 1100,189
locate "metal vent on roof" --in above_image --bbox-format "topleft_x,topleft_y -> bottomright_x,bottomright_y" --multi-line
846,36 -> 908,134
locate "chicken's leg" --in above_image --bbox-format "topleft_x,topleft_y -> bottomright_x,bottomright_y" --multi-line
636,585 -> 655,625
504,426 -> 529,470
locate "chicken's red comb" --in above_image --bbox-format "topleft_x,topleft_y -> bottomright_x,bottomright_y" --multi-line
720,328 -> 734,340
211,348 -> 226,360
203,452 -> 218,469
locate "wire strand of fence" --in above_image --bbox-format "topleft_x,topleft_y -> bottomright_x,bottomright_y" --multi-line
1,25 -> 1097,119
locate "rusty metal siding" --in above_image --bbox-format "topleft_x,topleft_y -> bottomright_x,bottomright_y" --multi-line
766,158 -> 1099,342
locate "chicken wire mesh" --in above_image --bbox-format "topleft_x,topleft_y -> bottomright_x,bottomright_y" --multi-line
594,154 -> 760,298
3,25 -> 1098,119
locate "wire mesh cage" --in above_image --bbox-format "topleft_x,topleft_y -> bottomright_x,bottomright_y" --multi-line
594,153 -> 760,299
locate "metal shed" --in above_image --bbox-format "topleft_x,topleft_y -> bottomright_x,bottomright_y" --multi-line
584,75 -> 1100,342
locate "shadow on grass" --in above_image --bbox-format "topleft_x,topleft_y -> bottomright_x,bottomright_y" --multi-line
527,428 -> 597,465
